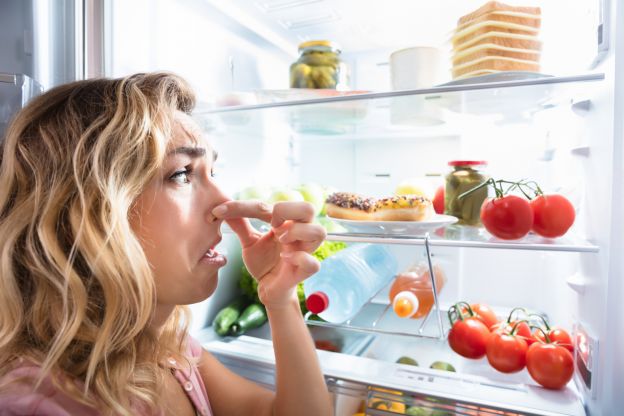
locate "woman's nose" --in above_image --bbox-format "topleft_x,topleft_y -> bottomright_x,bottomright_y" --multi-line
205,184 -> 230,224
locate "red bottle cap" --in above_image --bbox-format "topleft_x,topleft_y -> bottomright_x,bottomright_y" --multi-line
448,160 -> 487,166
306,291 -> 329,314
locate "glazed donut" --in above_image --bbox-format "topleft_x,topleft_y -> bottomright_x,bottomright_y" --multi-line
325,192 -> 377,221
374,195 -> 434,221
325,192 -> 434,222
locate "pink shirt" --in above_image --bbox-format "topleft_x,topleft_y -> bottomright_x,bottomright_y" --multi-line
0,337 -> 212,416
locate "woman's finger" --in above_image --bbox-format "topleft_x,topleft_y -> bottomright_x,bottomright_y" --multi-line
277,222 -> 327,245
271,201 -> 315,228
279,251 -> 321,281
224,218 -> 264,248
213,200 -> 273,223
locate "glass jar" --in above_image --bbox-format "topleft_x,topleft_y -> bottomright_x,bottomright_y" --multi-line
444,161 -> 490,226
289,40 -> 349,90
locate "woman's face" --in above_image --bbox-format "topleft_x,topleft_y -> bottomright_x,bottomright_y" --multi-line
131,112 -> 228,310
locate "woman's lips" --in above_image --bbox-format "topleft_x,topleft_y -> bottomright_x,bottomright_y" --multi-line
200,248 -> 227,266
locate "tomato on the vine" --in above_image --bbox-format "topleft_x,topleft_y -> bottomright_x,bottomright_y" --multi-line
448,317 -> 490,359
533,327 -> 573,353
526,342 -> 574,389
448,302 -> 491,359
530,194 -> 575,238
462,303 -> 499,330
481,195 -> 533,240
486,330 -> 528,373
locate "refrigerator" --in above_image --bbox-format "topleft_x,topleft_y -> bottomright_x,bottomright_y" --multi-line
7,0 -> 624,414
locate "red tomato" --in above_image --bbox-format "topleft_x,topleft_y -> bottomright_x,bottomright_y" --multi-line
461,303 -> 499,330
433,185 -> 445,214
481,196 -> 533,240
526,343 -> 574,389
530,194 -> 575,238
492,320 -> 535,345
534,327 -> 574,353
486,331 -> 528,373
448,317 -> 491,359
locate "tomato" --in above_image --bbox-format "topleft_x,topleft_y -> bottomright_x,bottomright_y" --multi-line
314,340 -> 341,352
526,342 -> 574,389
534,327 -> 574,353
433,185 -> 445,214
448,317 -> 491,359
486,331 -> 528,373
469,303 -> 499,330
481,195 -> 533,240
530,194 -> 575,238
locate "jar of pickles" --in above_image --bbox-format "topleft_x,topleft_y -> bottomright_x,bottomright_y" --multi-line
445,161 -> 490,225
289,40 -> 349,90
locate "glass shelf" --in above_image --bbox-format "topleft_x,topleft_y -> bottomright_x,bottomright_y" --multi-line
305,300 -> 448,340
326,225 -> 599,253
195,73 -> 605,138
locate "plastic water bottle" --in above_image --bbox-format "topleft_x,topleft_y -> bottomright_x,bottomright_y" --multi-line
304,244 -> 398,323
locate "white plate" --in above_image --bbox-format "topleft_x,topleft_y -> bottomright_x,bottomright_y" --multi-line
328,214 -> 458,235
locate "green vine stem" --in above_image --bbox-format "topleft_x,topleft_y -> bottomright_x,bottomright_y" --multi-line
529,314 -> 552,331
530,325 -> 552,344
458,178 -> 546,201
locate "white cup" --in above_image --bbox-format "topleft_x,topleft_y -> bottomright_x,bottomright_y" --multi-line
389,46 -> 445,90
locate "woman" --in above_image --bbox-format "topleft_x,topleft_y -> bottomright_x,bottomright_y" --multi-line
0,72 -> 332,415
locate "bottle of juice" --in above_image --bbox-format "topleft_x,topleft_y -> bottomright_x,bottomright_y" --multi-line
389,262 -> 447,319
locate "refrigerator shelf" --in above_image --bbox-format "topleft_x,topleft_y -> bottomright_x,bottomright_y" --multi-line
305,301 -> 449,341
195,73 -> 605,138
326,227 -> 599,253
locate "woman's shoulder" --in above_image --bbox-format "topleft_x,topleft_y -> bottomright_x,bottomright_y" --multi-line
0,360 -> 100,416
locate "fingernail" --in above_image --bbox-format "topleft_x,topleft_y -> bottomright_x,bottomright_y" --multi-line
280,251 -> 293,258
212,205 -> 227,217
278,232 -> 289,243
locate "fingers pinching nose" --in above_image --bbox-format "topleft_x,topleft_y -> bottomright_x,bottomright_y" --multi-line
212,205 -> 228,218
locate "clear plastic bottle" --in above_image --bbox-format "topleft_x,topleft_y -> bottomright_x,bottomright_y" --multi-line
304,244 -> 398,323
389,262 -> 447,319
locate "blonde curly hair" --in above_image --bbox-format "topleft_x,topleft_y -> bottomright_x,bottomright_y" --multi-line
0,72 -> 196,414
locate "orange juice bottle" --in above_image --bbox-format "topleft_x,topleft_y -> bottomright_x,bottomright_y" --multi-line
389,262 -> 446,319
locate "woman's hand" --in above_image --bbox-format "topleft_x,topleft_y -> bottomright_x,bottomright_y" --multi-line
212,200 -> 326,309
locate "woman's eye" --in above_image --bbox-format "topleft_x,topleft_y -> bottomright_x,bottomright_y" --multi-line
170,167 -> 192,185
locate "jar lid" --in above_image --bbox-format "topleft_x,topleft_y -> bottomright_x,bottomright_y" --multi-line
448,160 -> 487,166
298,40 -> 340,52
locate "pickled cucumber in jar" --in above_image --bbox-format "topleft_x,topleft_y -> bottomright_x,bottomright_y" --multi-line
445,161 -> 489,225
289,40 -> 349,90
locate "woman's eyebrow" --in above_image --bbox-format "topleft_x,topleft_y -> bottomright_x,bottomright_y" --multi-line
167,146 -> 207,158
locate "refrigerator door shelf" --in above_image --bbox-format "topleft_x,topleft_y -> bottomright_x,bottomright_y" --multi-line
202,335 -> 585,416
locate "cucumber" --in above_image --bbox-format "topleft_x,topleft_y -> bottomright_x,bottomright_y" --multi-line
230,303 -> 267,336
212,297 -> 248,336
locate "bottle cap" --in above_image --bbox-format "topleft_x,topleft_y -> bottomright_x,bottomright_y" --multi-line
392,291 -> 420,318
306,291 -> 329,314
447,160 -> 487,166
298,40 -> 340,53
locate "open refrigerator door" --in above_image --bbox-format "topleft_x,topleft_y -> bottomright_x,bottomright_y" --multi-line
101,0 -> 623,414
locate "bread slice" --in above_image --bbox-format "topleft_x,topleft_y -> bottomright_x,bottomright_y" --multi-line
458,1 -> 541,25
452,44 -> 540,66
453,32 -> 542,53
452,56 -> 540,78
452,21 -> 539,49
456,11 -> 541,33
